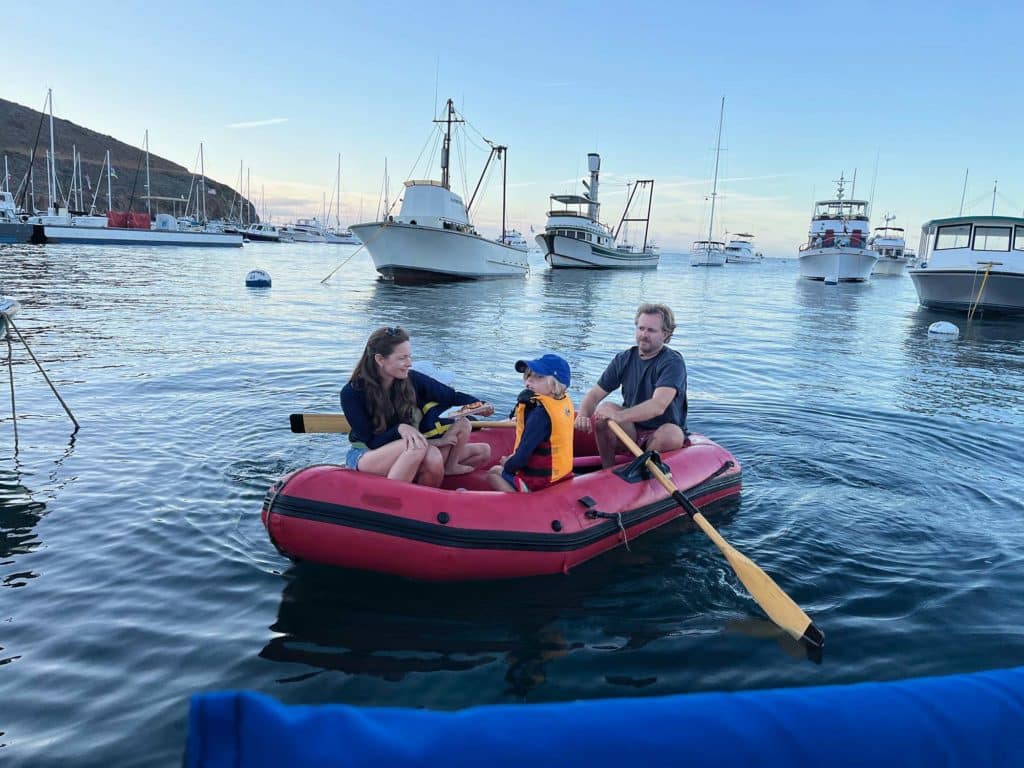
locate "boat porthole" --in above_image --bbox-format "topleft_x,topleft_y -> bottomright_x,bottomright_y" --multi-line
551,520 -> 562,532
437,512 -> 450,524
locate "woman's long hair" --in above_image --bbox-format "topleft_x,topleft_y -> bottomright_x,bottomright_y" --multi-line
349,326 -> 418,434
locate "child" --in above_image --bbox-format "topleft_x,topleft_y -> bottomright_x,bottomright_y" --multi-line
488,354 -> 575,493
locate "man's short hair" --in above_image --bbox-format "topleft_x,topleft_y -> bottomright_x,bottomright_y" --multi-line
635,303 -> 676,341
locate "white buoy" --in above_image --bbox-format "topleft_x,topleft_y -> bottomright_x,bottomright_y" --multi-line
245,269 -> 271,288
927,321 -> 959,338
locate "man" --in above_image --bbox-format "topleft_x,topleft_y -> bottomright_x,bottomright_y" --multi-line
575,303 -> 687,468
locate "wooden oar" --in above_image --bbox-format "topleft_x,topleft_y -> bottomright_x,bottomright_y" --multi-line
607,421 -> 824,653
289,413 -> 516,434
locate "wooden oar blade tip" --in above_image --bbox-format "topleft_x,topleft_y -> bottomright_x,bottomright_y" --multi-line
289,414 -> 307,433
799,622 -> 826,663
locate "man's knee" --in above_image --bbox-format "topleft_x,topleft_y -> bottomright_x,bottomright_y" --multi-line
648,425 -> 685,452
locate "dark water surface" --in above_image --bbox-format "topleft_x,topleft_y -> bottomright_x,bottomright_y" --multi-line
2,243 -> 1023,766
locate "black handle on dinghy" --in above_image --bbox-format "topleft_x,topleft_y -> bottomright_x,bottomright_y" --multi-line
607,421 -> 824,657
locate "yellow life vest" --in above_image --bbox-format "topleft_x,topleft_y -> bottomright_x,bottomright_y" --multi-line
513,393 -> 575,483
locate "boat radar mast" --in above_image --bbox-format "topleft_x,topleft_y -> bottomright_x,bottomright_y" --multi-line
434,98 -> 464,190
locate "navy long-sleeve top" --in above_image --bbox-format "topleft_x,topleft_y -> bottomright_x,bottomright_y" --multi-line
340,369 -> 480,449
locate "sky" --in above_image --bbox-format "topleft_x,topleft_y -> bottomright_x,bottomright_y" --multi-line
4,0 -> 1023,255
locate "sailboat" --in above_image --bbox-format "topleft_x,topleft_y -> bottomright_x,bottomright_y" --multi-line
325,154 -> 360,244
349,99 -> 528,282
690,97 -> 727,267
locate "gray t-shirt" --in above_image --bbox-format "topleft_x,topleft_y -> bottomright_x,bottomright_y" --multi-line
596,346 -> 687,430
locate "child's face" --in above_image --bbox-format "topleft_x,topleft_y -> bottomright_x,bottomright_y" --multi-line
523,370 -> 556,396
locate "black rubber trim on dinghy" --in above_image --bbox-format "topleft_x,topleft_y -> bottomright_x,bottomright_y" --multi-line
264,471 -> 741,553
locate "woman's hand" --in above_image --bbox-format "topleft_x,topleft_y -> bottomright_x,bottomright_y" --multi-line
574,413 -> 592,433
397,423 -> 427,450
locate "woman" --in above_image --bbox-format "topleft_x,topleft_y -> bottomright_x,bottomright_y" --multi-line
341,326 -> 493,486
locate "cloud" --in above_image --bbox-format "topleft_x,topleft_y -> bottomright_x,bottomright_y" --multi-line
226,118 -> 290,129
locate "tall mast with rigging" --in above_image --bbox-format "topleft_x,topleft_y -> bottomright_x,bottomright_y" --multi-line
434,99 -> 464,190
706,96 -> 724,245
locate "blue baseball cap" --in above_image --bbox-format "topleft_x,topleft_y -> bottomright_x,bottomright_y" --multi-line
515,354 -> 571,387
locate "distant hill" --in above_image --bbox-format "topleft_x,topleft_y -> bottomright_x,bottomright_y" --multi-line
0,97 -> 253,221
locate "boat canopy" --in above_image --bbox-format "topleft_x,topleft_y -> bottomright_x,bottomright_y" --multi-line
813,199 -> 869,220
551,194 -> 594,206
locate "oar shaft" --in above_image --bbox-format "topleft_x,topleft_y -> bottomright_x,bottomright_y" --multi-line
289,413 -> 515,434
606,420 -> 823,653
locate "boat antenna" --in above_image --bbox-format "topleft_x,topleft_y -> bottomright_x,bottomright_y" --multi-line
867,148 -> 879,217
705,96 -> 725,246
991,180 -> 997,215
959,168 -> 969,215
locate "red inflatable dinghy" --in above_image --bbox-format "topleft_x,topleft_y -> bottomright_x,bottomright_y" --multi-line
262,427 -> 741,581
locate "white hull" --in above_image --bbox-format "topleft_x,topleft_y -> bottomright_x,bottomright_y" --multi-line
42,225 -> 243,247
325,231 -> 361,244
798,247 -> 877,282
350,222 -> 529,282
725,253 -> 762,264
871,257 -> 907,276
690,249 -> 726,267
537,233 -> 659,269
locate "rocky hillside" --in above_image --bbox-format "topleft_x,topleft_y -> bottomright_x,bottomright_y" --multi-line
0,97 -> 253,221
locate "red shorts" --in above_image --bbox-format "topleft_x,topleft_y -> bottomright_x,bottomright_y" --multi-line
635,427 -> 658,448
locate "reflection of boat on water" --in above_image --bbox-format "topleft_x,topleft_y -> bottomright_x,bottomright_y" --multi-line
350,99 -> 528,283
537,154 -> 658,269
869,215 -> 909,276
798,174 -> 877,282
909,214 -> 1024,315
262,427 -> 741,581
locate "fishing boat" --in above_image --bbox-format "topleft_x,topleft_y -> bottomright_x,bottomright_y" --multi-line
349,99 -> 528,282
869,214 -> 909,276
797,174 -> 877,282
690,98 -> 728,267
909,214 -> 1024,315
723,233 -> 764,263
262,426 -> 741,581
537,155 -> 658,269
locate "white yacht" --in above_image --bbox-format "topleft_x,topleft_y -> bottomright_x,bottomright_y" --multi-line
280,218 -> 328,243
910,214 -> 1024,315
537,154 -> 658,269
869,215 -> 909,276
690,97 -> 727,267
723,233 -> 764,263
798,175 -> 877,282
497,228 -> 528,251
349,99 -> 528,282
325,227 -> 360,244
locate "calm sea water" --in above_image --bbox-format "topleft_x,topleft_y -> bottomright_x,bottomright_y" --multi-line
2,242 -> 1024,766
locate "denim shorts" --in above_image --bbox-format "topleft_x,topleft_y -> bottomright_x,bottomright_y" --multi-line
345,446 -> 368,470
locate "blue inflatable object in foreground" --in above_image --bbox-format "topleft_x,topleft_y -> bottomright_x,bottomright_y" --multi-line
186,666 -> 1024,767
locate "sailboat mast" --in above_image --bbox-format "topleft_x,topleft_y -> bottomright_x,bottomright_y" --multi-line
706,96 -> 724,244
991,180 -> 997,215
336,153 -> 342,226
502,147 -> 507,243
200,143 -> 207,224
145,130 -> 151,216
959,169 -> 969,216
48,89 -> 57,213
106,150 -> 112,212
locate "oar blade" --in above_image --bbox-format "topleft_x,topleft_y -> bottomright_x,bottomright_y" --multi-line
711,530 -> 824,652
289,413 -> 350,434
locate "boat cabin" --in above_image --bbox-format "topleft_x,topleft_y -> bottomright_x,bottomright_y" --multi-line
916,215 -> 1024,270
544,193 -> 614,247
396,180 -> 475,233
